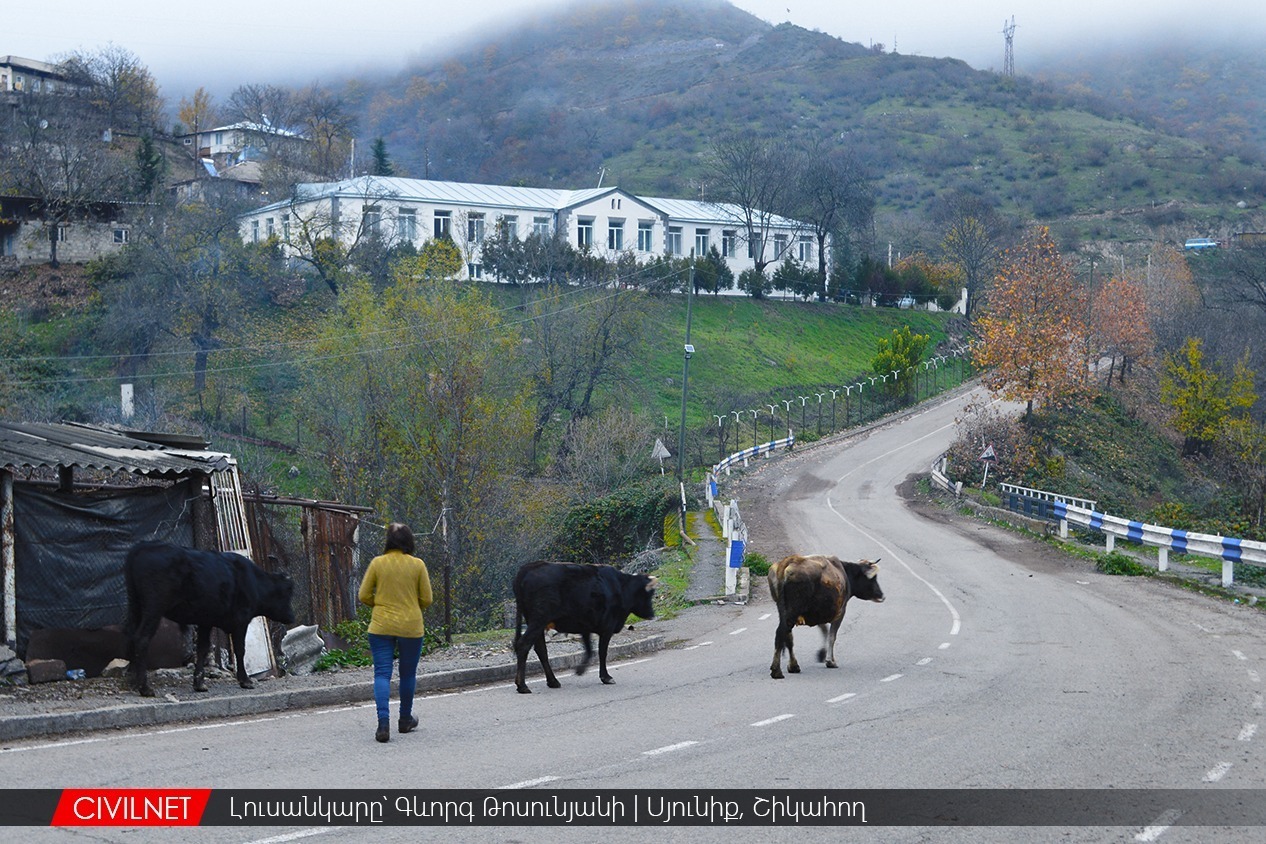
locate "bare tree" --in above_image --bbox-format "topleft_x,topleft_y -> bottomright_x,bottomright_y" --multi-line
59,44 -> 163,135
935,191 -> 1010,319
794,140 -> 875,301
707,131 -> 802,280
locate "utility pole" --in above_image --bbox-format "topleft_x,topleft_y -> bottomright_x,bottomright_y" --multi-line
676,257 -> 695,543
1002,17 -> 1017,78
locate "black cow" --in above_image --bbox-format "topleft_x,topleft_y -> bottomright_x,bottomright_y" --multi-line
123,541 -> 295,697
512,561 -> 657,694
767,554 -> 884,680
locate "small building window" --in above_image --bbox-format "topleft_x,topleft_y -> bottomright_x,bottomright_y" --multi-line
638,221 -> 654,252
467,213 -> 485,245
577,217 -> 594,249
363,206 -> 381,236
467,263 -> 483,279
113,228 -> 129,244
797,236 -> 814,262
774,234 -> 789,259
695,228 -> 710,257
266,217 -> 275,238
722,230 -> 737,258
608,220 -> 624,251
533,216 -> 551,237
434,210 -> 452,239
251,220 -> 259,243
501,215 -> 518,239
398,208 -> 416,242
666,226 -> 683,256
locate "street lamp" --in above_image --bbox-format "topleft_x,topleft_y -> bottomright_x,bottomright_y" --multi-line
815,392 -> 826,435
829,388 -> 840,432
766,404 -> 778,442
713,414 -> 725,464
749,409 -> 759,448
781,399 -> 793,435
798,395 -> 809,431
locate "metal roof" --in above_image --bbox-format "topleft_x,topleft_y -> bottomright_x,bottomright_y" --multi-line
640,196 -> 804,229
0,421 -> 232,478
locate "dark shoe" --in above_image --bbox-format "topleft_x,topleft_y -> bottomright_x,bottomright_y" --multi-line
399,715 -> 418,734
376,720 -> 390,743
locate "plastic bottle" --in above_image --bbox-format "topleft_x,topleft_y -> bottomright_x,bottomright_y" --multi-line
65,668 -> 86,680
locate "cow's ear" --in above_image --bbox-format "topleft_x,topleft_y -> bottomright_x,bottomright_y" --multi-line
646,576 -> 658,592
864,563 -> 879,579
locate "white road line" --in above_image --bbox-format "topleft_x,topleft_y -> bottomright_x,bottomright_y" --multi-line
1135,809 -> 1183,842
1203,762 -> 1233,782
243,830 -> 338,844
758,613 -> 772,621
683,641 -> 714,650
499,776 -> 560,789
1253,693 -> 1264,711
916,657 -> 933,666
751,714 -> 796,727
827,693 -> 856,704
880,674 -> 903,683
1249,669 -> 1261,683
643,741 -> 699,756
1237,723 -> 1258,741
938,642 -> 951,650
1233,650 -> 1248,660
729,627 -> 747,635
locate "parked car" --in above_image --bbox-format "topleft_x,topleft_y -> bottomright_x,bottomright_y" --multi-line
897,295 -> 917,309
1184,237 -> 1220,251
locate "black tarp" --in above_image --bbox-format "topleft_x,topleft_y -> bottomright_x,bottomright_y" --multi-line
12,481 -> 196,657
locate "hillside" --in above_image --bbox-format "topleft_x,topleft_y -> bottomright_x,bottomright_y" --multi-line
349,0 -> 1266,252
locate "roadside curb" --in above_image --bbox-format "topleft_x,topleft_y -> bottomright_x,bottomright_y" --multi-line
0,634 -> 664,742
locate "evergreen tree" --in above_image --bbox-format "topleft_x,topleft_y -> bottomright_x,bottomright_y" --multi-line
371,138 -> 394,176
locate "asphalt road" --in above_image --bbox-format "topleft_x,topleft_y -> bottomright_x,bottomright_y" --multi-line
4,388 -> 1265,844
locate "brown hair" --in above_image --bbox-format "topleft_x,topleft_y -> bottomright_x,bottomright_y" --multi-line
384,522 -> 415,555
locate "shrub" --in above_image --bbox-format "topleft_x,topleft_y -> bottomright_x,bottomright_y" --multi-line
1096,551 -> 1150,576
744,551 -> 771,577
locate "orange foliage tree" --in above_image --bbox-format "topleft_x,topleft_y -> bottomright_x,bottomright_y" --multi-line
1091,273 -> 1155,386
973,226 -> 1091,421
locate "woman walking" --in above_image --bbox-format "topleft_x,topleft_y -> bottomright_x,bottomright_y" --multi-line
358,522 -> 434,743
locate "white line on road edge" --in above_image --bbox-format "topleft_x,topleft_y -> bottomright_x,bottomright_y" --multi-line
916,657 -> 933,666
729,627 -> 747,635
1249,670 -> 1261,683
938,642 -> 951,649
751,714 -> 796,727
1237,723 -> 1258,741
1233,650 -> 1248,660
880,674 -> 903,683
683,641 -> 714,650
827,693 -> 856,703
1203,762 -> 1233,782
644,741 -> 700,756
1254,693 -> 1264,711
500,776 -> 560,789
759,613 -> 772,621
243,829 -> 339,844
1135,808 -> 1183,842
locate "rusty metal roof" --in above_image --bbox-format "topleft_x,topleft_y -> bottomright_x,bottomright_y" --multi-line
0,421 -> 232,478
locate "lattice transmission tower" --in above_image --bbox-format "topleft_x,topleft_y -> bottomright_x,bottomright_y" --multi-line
1002,16 -> 1017,77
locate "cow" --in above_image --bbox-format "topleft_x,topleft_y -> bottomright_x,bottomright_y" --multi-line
512,561 -> 657,694
123,541 -> 295,697
767,554 -> 884,680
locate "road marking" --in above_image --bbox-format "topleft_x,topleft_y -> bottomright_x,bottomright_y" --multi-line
759,613 -> 772,621
938,642 -> 951,650
644,741 -> 699,756
1248,670 -> 1261,683
1233,650 -> 1248,660
729,627 -> 747,635
243,830 -> 338,843
1135,809 -> 1183,842
683,641 -> 714,650
1237,723 -> 1257,741
751,714 -> 796,727
1253,693 -> 1263,711
916,657 -> 933,666
880,674 -> 903,683
826,693 -> 856,704
1203,762 -> 1233,782
499,776 -> 560,789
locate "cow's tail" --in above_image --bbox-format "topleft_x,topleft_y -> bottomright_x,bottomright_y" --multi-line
122,547 -> 142,644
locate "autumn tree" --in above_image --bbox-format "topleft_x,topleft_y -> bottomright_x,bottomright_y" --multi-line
1090,273 -> 1155,386
1159,338 -> 1256,456
973,226 -> 1091,420
936,191 -> 1009,319
1216,416 -> 1266,529
177,87 -> 216,180
60,45 -> 163,134
1144,245 -> 1201,351
873,325 -> 930,404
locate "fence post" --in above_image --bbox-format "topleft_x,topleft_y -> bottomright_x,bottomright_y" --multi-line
1105,533 -> 1115,553
1158,546 -> 1168,572
1223,560 -> 1234,588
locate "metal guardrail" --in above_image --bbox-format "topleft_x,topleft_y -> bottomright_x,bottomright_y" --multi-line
1001,483 -> 1266,587
713,432 -> 795,475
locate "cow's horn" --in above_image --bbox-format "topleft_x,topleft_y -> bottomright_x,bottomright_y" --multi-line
646,575 -> 659,591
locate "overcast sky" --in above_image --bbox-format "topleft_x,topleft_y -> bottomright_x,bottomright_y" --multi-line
6,0 -> 1265,99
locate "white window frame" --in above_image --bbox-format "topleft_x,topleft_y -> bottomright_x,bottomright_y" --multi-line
363,206 -> 381,237
666,226 -> 683,256
501,215 -> 518,239
695,228 -> 710,257
398,208 -> 417,242
608,220 -> 624,251
533,216 -> 551,238
577,217 -> 594,249
113,228 -> 128,244
434,210 -> 452,239
797,235 -> 814,263
638,221 -> 654,252
722,230 -> 737,258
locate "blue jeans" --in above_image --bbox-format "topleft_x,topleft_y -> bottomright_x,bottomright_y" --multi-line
368,633 -> 423,724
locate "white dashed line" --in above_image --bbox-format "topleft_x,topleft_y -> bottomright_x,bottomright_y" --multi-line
1203,762 -> 1233,782
1232,650 -> 1248,661
243,830 -> 339,844
751,714 -> 796,727
729,627 -> 747,635
1248,669 -> 1261,683
827,693 -> 856,704
499,776 -> 560,789
916,657 -> 933,666
1253,693 -> 1264,711
644,741 -> 699,756
1135,809 -> 1183,842
1237,724 -> 1258,741
938,642 -> 951,650
683,641 -> 714,650
880,674 -> 903,683
758,613 -> 772,621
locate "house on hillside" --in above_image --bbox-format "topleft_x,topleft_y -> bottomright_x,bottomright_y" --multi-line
179,121 -> 307,171
238,175 -> 822,282
0,195 -> 136,269
0,55 -> 76,97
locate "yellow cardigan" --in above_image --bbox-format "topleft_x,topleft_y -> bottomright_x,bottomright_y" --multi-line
357,550 -> 434,638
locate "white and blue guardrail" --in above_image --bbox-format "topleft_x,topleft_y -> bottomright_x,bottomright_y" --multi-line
999,482 -> 1266,588
705,431 -> 794,595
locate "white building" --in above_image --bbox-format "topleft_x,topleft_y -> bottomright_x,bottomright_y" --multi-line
239,175 -> 821,281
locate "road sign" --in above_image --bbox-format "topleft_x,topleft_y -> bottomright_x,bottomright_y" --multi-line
980,444 -> 997,462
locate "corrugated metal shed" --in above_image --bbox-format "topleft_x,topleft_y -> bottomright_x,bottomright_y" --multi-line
0,421 -> 232,478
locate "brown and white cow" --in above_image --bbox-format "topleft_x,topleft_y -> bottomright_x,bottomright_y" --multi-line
767,554 -> 884,679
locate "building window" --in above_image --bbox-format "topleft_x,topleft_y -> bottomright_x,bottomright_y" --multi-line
467,213 -> 485,245
666,226 -> 683,256
722,230 -> 737,258
434,210 -> 452,239
468,263 -> 483,279
608,220 -> 624,251
774,234 -> 789,260
501,215 -> 518,239
266,217 -> 275,238
748,236 -> 760,259
282,215 -> 291,241
251,220 -> 259,243
363,206 -> 381,237
533,216 -> 551,237
611,198 -> 622,210
637,221 -> 654,252
399,208 -> 416,242
577,217 -> 594,249
797,236 -> 814,262
214,131 -> 224,146
695,228 -> 710,257
113,228 -> 128,244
